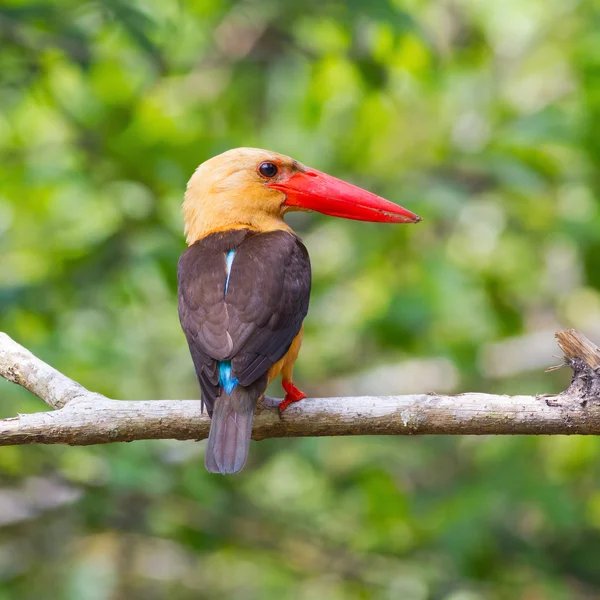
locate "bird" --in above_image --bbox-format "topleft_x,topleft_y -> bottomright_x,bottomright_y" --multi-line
178,148 -> 421,474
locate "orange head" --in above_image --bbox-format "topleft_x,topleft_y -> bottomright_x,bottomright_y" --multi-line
183,147 -> 421,244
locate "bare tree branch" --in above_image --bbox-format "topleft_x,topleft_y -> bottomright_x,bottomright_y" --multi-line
0,329 -> 599,446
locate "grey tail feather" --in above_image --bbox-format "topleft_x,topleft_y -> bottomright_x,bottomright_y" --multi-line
205,385 -> 258,474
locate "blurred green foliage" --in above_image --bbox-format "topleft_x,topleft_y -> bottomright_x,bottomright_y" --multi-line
2,0 -> 600,598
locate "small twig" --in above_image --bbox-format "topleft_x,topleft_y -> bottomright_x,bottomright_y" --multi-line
556,329 -> 600,370
546,329 -> 600,407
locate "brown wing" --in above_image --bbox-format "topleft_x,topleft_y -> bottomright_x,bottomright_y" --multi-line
178,228 -> 311,413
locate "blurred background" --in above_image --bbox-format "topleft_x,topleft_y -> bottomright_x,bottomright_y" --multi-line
1,0 -> 600,598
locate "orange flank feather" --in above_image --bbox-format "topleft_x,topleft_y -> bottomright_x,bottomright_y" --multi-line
267,327 -> 305,409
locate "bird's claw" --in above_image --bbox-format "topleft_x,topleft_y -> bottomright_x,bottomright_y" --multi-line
279,380 -> 307,412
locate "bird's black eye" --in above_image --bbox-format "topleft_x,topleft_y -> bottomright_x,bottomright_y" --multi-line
258,162 -> 279,178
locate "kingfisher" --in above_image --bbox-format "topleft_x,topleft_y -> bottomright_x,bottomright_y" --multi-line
178,148 -> 421,474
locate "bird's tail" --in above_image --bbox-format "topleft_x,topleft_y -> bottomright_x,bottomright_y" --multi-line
205,384 -> 262,474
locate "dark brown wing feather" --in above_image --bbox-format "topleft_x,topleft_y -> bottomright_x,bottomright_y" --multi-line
178,228 -> 311,414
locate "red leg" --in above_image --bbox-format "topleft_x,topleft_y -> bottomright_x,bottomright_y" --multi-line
279,380 -> 307,412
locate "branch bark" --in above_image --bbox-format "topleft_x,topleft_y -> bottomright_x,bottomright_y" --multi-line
1,330 -> 600,446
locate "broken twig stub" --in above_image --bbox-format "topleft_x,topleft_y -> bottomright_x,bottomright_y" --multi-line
545,329 -> 600,408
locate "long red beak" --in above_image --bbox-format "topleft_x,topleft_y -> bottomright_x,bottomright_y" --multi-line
269,169 -> 421,224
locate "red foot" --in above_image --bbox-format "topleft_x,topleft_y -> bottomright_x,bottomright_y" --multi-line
279,380 -> 307,412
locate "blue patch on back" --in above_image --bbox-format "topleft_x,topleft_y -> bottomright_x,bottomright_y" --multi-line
220,249 -> 238,393
219,360 -> 238,395
224,249 -> 235,295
